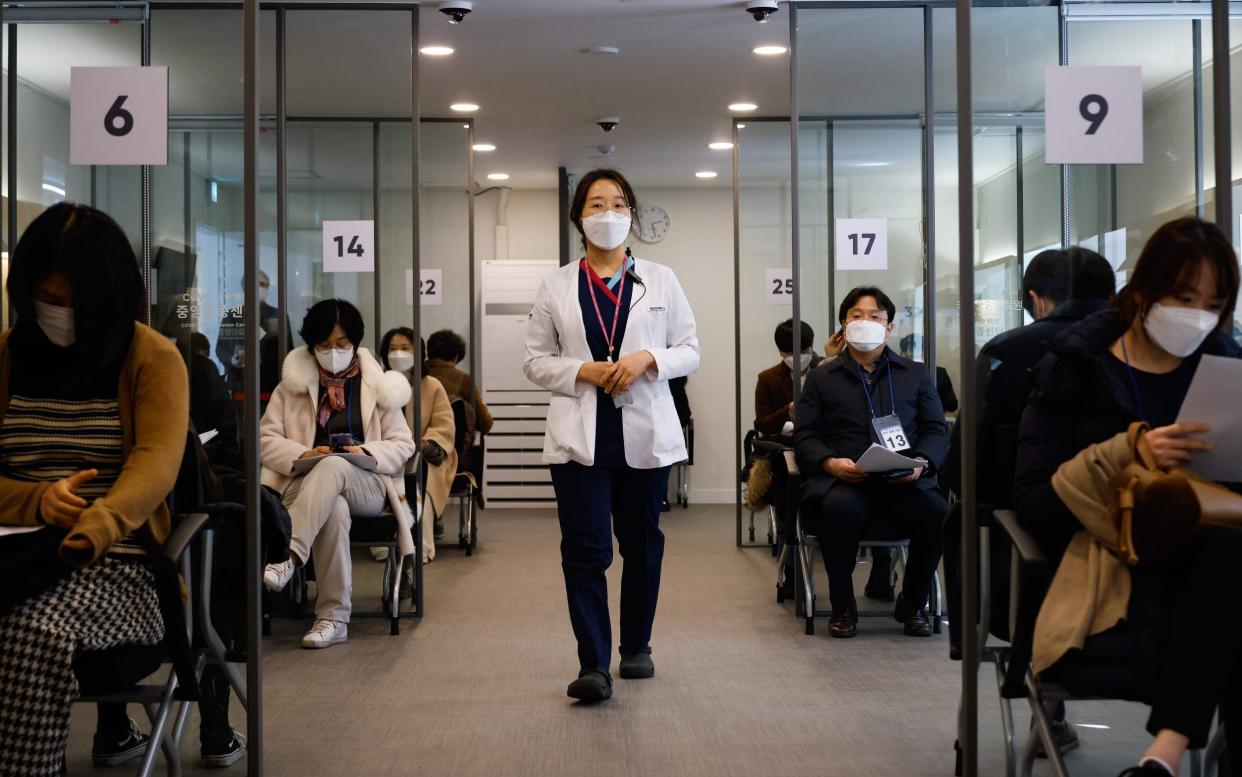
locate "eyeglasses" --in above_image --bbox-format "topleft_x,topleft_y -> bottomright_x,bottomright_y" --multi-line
846,311 -> 889,324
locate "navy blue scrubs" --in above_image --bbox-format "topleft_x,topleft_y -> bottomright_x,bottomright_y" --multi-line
548,261 -> 671,675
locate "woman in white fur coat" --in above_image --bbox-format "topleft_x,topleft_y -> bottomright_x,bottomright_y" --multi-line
258,299 -> 416,649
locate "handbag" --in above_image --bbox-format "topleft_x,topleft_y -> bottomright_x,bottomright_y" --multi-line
1110,421 -> 1242,565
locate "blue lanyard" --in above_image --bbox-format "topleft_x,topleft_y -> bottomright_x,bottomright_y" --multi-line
853,360 -> 896,419
1119,335 -> 1192,424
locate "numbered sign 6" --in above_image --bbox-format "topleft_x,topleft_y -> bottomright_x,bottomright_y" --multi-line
406,269 -> 444,306
322,220 -> 375,273
765,268 -> 794,305
835,218 -> 888,271
1045,65 -> 1143,165
70,67 -> 169,166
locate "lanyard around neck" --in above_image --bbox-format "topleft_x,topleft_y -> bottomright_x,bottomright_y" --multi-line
583,260 -> 626,363
1119,333 -> 1193,424
853,358 -> 896,419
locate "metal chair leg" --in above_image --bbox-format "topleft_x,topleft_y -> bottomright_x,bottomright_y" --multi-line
1205,724 -> 1227,777
1025,668 -> 1071,777
1191,748 -> 1205,777
995,660 -> 1017,777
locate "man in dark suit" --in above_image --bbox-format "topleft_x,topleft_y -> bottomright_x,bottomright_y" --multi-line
795,286 -> 949,638
754,319 -> 822,439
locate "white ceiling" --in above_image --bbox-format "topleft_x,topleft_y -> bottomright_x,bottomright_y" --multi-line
10,0 -> 1230,191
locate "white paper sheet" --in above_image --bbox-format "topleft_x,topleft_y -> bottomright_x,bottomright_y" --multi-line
0,525 -> 45,538
198,429 -> 219,445
854,443 -> 923,474
1175,354 -> 1242,482
291,452 -> 378,476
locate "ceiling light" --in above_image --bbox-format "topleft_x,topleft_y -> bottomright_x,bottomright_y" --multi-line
462,124 -> 470,129
752,45 -> 787,56
420,46 -> 454,56
737,123 -> 747,129
41,182 -> 66,197
451,102 -> 479,113
709,142 -> 734,150
729,102 -> 758,112
487,173 -> 510,181
586,46 -> 620,56
473,143 -> 496,152
695,171 -> 718,179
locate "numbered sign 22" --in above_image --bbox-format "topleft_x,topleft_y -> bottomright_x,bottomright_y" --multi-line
322,221 -> 375,273
70,66 -> 168,166
765,268 -> 794,305
406,269 -> 444,306
835,218 -> 888,271
1045,66 -> 1143,165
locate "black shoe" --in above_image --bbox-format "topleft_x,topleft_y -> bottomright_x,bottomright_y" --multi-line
566,670 -> 613,702
619,652 -> 655,679
863,580 -> 896,603
894,593 -> 932,637
828,600 -> 858,638
661,498 -> 671,512
433,518 -> 445,540
92,718 -> 149,767
201,729 -> 246,768
1033,719 -> 1080,759
1118,762 -> 1175,776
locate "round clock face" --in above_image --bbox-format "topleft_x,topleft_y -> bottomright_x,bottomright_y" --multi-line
637,205 -> 670,244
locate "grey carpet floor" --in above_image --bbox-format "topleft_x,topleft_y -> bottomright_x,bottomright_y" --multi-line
65,504 -> 1177,776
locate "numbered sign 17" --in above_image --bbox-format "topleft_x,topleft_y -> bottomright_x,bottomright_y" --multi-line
406,269 -> 444,306
1045,66 -> 1143,165
70,66 -> 169,166
322,220 -> 375,273
835,218 -> 888,271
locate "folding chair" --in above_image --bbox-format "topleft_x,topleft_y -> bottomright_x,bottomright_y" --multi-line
446,397 -> 479,555
740,430 -> 779,549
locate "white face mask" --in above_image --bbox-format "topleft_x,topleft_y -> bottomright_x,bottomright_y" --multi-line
315,346 -> 355,375
783,352 -> 814,373
387,350 -> 417,373
1143,303 -> 1219,358
581,211 -> 632,251
844,320 -> 888,353
34,300 -> 76,347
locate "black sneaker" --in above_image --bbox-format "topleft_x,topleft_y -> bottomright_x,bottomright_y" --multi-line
433,518 -> 446,540
1118,761 -> 1175,776
1033,719 -> 1080,758
566,670 -> 612,703
619,652 -> 655,679
92,718 -> 149,767
201,729 -> 246,768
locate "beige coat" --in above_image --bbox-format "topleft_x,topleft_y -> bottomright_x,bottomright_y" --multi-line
1033,431 -> 1134,673
260,347 -> 418,558
404,375 -> 457,560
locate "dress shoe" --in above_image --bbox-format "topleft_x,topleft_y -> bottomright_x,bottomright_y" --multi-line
566,670 -> 612,702
894,593 -> 932,637
828,600 -> 858,638
619,652 -> 655,679
1117,760 -> 1175,776
863,580 -> 896,602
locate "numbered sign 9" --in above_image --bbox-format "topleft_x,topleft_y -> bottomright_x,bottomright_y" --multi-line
835,218 -> 888,271
406,269 -> 444,306
765,268 -> 794,305
322,220 -> 375,273
70,66 -> 169,166
1045,66 -> 1143,165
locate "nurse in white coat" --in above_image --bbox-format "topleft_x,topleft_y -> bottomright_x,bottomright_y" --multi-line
524,169 -> 699,703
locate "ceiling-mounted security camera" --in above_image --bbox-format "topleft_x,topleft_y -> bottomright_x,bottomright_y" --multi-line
439,0 -> 472,24
745,0 -> 779,23
596,116 -> 621,133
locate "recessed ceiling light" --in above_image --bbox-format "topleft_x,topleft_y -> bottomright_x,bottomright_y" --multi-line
752,45 -> 787,56
420,46 -> 454,56
737,123 -> 747,129
586,46 -> 621,56
451,102 -> 479,113
462,124 -> 470,129
695,171 -> 718,179
473,143 -> 496,152
487,173 -> 510,181
728,102 -> 758,112
709,142 -> 734,150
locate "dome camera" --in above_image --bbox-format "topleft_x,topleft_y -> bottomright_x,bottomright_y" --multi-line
745,0 -> 779,23
439,0 -> 472,24
596,116 -> 621,133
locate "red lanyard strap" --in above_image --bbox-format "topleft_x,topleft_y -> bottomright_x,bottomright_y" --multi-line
583,260 -> 625,362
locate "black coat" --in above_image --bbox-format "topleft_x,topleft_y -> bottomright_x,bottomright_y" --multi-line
1013,308 -> 1242,562
794,347 -> 949,502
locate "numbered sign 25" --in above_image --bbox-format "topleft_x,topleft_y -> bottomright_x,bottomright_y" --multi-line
322,220 -> 375,273
70,66 -> 169,166
406,269 -> 444,306
1045,65 -> 1143,165
835,218 -> 888,271
764,268 -> 794,305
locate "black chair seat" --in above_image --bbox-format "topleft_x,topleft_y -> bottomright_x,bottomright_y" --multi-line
349,514 -> 400,543
75,644 -> 165,697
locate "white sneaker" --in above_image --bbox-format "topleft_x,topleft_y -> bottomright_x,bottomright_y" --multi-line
370,546 -> 389,562
263,559 -> 296,592
301,619 -> 348,649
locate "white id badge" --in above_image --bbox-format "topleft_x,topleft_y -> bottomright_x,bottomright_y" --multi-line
872,414 -> 910,452
612,390 -> 634,408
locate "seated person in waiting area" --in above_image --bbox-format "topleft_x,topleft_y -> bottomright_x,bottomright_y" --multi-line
1013,218 -> 1242,777
259,299 -> 416,650
425,328 -> 494,435
794,286 -> 949,638
754,318 -> 822,439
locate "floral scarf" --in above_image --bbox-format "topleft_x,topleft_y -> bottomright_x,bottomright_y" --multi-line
317,356 -> 361,429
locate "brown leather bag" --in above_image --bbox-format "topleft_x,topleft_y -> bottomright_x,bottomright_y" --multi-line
1109,422 -> 1242,566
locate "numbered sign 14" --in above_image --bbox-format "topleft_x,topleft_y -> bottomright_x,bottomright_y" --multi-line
406,269 -> 444,306
1045,66 -> 1143,165
322,221 -> 375,273
70,66 -> 169,166
765,268 -> 794,305
835,218 -> 888,271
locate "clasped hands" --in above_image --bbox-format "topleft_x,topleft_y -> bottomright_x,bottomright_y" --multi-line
577,350 -> 656,396
39,469 -> 98,554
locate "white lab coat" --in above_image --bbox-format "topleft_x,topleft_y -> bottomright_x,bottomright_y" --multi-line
523,257 -> 700,469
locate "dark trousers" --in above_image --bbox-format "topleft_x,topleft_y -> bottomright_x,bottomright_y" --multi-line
549,462 -> 670,673
808,481 -> 946,613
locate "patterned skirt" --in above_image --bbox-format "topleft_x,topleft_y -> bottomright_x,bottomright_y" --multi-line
0,558 -> 164,776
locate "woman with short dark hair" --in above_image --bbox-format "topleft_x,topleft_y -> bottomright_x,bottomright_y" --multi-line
259,299 -> 416,649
